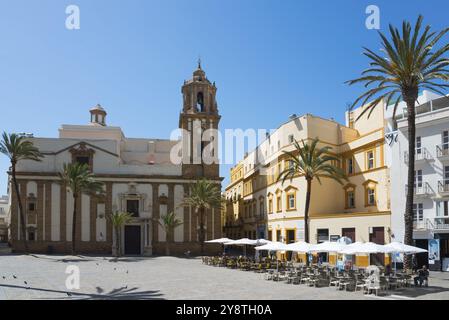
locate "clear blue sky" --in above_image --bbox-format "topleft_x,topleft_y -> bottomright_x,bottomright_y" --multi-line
1,0 -> 449,194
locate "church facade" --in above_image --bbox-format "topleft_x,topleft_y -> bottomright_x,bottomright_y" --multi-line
8,64 -> 222,255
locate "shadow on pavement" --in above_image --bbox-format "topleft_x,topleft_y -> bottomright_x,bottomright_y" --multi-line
0,283 -> 165,300
391,286 -> 449,298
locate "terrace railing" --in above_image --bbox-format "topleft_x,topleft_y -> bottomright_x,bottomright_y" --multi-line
438,180 -> 449,194
436,144 -> 449,158
404,147 -> 432,164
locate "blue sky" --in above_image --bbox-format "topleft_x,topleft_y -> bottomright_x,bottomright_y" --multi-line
1,0 -> 449,194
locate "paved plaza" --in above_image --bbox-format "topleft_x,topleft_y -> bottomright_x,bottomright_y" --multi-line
0,254 -> 448,300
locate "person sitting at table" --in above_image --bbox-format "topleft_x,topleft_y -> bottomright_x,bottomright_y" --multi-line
414,265 -> 429,287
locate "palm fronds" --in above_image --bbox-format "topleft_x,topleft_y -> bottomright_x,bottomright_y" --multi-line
346,15 -> 449,120
0,132 -> 43,164
277,138 -> 348,186
59,163 -> 104,196
182,178 -> 223,212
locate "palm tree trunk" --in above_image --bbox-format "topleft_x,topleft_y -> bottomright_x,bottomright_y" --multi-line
404,98 -> 417,270
199,207 -> 205,255
115,226 -> 120,257
12,164 -> 28,253
304,178 -> 312,266
165,232 -> 170,256
71,193 -> 78,255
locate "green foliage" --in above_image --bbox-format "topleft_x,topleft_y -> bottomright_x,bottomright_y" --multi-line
156,211 -> 183,234
278,138 -> 348,185
346,15 -> 449,119
59,162 -> 104,197
182,178 -> 223,212
0,132 -> 43,165
109,211 -> 133,228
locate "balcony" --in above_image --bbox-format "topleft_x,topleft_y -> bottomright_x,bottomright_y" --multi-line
434,218 -> 449,232
436,145 -> 449,162
438,180 -> 449,196
414,218 -> 449,233
413,220 -> 429,230
404,148 -> 433,166
405,182 -> 434,199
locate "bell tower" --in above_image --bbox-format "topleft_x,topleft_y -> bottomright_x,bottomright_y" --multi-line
179,61 -> 221,179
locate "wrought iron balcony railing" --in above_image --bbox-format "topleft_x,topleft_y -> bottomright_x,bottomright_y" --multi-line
404,147 -> 432,164
436,144 -> 449,158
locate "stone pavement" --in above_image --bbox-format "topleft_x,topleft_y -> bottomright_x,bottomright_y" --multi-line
0,254 -> 448,300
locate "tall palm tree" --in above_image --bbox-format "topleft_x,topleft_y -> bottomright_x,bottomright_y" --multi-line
109,211 -> 133,257
155,211 -> 183,256
346,15 -> 449,269
182,178 -> 223,255
0,132 -> 43,253
59,163 -> 104,255
278,138 -> 347,264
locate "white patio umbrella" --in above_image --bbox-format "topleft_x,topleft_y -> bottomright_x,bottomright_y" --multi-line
383,242 -> 427,254
340,242 -> 393,267
255,239 -> 272,246
224,238 -> 257,246
309,242 -> 347,266
255,241 -> 290,251
255,242 -> 290,271
285,241 -> 312,264
310,241 -> 346,253
205,238 -> 234,255
224,238 -> 259,256
254,239 -> 271,260
286,241 -> 312,253
383,242 -> 428,271
338,241 -> 364,270
339,242 -> 370,255
205,238 -> 233,244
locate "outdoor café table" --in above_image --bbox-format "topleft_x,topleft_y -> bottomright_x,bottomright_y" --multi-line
386,276 -> 400,290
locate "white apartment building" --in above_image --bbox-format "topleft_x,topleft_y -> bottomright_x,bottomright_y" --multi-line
0,195 -> 9,242
386,90 -> 449,271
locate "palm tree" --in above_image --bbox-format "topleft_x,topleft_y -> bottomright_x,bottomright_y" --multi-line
155,211 -> 183,256
182,178 -> 223,255
346,15 -> 449,269
278,138 -> 347,265
0,132 -> 43,253
59,163 -> 104,255
109,211 -> 133,257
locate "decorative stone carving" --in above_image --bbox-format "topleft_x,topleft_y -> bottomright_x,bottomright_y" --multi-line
159,193 -> 168,205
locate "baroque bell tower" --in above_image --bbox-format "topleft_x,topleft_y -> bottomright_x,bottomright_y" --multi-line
179,61 -> 221,179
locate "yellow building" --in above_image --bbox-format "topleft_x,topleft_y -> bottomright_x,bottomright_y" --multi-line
223,163 -> 264,239
223,103 -> 391,266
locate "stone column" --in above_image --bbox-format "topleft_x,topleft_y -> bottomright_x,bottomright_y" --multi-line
37,181 -> 44,241
90,196 -> 97,243
60,183 -> 67,243
167,184 -> 175,243
152,183 -> 159,245
44,181 -> 52,241
105,182 -> 113,244
183,184 -> 190,243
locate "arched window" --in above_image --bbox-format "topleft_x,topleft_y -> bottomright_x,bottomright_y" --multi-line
197,92 -> 205,112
